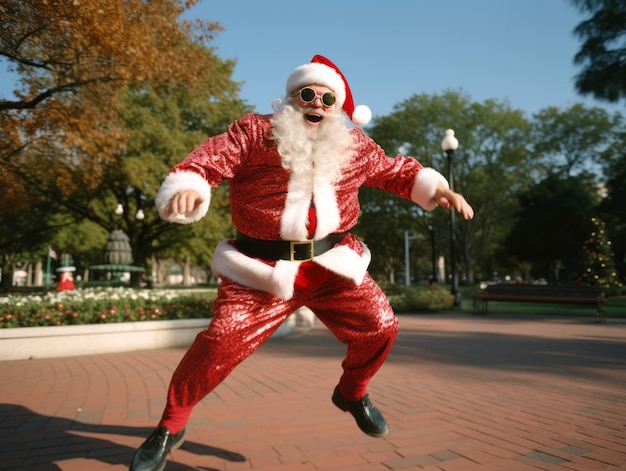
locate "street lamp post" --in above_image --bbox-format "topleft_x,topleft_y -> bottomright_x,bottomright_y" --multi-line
404,230 -> 420,286
441,129 -> 460,305
428,225 -> 437,282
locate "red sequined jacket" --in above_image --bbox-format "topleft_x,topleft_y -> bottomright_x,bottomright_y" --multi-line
156,113 -> 448,299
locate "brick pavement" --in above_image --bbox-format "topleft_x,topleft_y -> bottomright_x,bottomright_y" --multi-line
1,313 -> 625,470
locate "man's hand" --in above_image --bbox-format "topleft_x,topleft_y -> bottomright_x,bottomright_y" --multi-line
434,183 -> 474,220
162,190 -> 205,219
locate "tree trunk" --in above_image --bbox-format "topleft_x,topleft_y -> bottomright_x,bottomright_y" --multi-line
0,255 -> 13,291
183,256 -> 192,286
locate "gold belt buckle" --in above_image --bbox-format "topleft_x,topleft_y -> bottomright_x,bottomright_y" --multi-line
290,240 -> 314,262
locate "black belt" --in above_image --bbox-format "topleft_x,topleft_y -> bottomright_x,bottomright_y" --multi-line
235,231 -> 347,262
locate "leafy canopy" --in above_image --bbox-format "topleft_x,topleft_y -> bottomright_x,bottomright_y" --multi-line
0,0 -> 224,194
570,0 -> 626,103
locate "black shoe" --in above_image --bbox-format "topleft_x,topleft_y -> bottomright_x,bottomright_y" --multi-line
129,426 -> 186,471
332,386 -> 389,437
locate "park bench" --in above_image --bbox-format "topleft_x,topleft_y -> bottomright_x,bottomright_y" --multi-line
472,283 -> 606,323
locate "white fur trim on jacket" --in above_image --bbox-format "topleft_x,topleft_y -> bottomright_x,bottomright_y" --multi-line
311,179 -> 341,239
314,243 -> 371,284
155,171 -> 212,224
411,167 -> 449,211
211,239 -> 371,300
279,167 -> 341,241
212,241 -> 300,300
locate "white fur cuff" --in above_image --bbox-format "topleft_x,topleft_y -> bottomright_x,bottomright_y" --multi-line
155,171 -> 212,224
411,167 -> 449,211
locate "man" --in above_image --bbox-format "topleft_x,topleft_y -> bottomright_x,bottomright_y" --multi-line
130,54 -> 474,471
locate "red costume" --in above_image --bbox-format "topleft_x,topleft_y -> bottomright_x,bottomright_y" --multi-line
130,53 -> 473,471
131,54 -> 474,471
154,111 -> 448,433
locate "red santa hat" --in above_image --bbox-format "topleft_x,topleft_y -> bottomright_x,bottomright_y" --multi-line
286,54 -> 372,126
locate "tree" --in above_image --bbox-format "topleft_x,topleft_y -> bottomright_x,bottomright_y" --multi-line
570,0 -> 626,103
0,199 -> 68,290
363,90 -> 533,284
26,79 -> 250,287
580,217 -> 623,292
505,173 -> 600,282
0,2 -> 253,288
598,130 -> 626,280
531,103 -> 620,176
105,79 -> 249,272
0,0 -> 224,202
357,186 -> 422,283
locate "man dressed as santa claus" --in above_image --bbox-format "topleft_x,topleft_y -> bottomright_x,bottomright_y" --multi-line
130,54 -> 474,471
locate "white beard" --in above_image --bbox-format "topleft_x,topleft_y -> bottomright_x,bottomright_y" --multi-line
269,103 -> 355,240
270,104 -> 355,184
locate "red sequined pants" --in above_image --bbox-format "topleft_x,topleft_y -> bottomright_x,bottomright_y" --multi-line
158,266 -> 399,434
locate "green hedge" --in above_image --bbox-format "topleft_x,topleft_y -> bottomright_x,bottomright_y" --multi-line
380,283 -> 455,312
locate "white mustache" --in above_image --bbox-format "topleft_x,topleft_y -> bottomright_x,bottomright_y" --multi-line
301,107 -> 330,118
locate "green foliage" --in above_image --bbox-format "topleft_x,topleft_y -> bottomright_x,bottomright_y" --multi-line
0,288 -> 215,328
506,173 -> 600,282
355,186 -> 420,282
380,283 -> 455,313
599,131 -> 626,281
531,104 -> 618,176
570,0 -> 626,103
1,20 -> 251,287
105,83 -> 246,272
364,89 -> 532,284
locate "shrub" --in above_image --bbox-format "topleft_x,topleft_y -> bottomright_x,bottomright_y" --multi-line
0,287 -> 215,328
380,283 -> 454,313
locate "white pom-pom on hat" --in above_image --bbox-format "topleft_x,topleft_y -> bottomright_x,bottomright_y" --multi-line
286,54 -> 371,126
351,104 -> 372,126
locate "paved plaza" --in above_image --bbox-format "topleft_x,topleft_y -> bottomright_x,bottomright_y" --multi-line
1,313 -> 625,470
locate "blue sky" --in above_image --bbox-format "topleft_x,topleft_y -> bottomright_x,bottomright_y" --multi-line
183,0 -> 623,118
1,0 -> 622,119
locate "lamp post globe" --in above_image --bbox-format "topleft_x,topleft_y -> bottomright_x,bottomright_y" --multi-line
441,129 -> 460,306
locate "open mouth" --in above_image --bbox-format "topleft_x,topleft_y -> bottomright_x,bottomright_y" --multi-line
306,114 -> 322,123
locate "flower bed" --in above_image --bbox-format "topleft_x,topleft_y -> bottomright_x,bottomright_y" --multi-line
0,287 -> 216,328
0,283 -> 457,330
0,288 -> 315,360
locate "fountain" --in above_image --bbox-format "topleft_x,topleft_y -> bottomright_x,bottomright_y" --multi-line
88,228 -> 144,285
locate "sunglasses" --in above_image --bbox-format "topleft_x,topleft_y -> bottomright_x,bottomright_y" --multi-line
295,87 -> 336,107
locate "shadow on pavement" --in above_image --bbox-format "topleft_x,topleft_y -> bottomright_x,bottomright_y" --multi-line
262,315 -> 626,386
0,404 -> 246,470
